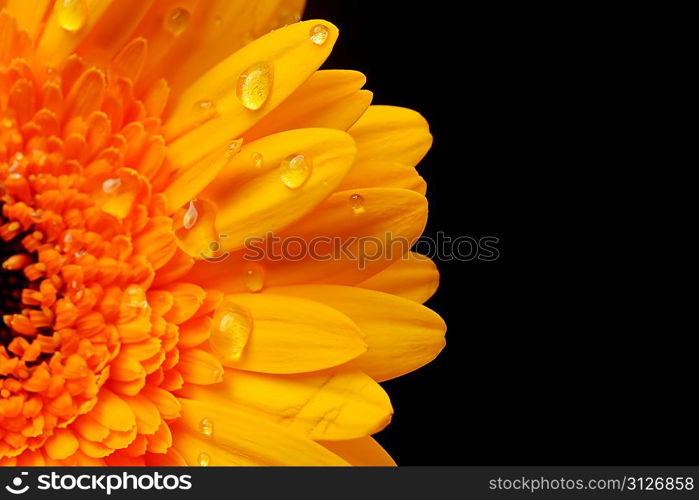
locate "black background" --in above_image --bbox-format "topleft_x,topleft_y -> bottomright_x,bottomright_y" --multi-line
304,2 -> 694,465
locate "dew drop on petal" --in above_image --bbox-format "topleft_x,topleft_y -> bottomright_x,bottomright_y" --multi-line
251,152 -> 264,169
279,154 -> 311,189
102,177 -> 121,194
192,100 -> 216,122
209,301 -> 253,363
225,139 -> 244,158
242,264 -> 265,292
56,0 -> 88,32
123,286 -> 148,309
199,417 -> 213,436
236,62 -> 273,111
349,193 -> 365,214
309,24 -> 330,45
165,7 -> 191,36
197,452 -> 210,466
183,201 -> 198,229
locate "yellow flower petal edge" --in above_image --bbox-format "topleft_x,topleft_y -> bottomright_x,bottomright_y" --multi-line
180,369 -> 393,440
267,285 -> 447,382
164,20 -> 339,166
173,398 -> 349,466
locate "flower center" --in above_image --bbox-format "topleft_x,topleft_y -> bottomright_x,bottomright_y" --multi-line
0,204 -> 33,347
0,24 -> 178,454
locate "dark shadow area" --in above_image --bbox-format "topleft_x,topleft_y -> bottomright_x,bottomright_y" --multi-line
304,1 -> 694,466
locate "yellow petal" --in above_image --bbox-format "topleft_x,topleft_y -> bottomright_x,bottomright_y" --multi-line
36,0 -> 116,67
4,0 -> 51,40
338,161 -> 427,194
180,369 -> 392,440
162,141 -> 239,214
350,106 -> 432,167
201,128 -> 356,251
244,70 -> 371,142
77,0 -> 153,67
164,20 -> 338,166
216,293 -> 366,374
320,437 -> 396,466
267,285 -> 446,382
172,398 -> 348,465
358,252 -> 439,303
185,187 -> 428,292
139,0 -> 305,95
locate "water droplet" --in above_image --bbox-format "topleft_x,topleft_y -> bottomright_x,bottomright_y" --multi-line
56,0 -> 88,32
279,154 -> 311,189
192,100 -> 217,123
102,177 -> 121,194
225,139 -> 244,158
309,24 -> 330,45
165,7 -> 191,36
251,152 -> 264,169
349,194 -> 365,214
242,264 -> 265,292
199,417 -> 213,436
183,201 -> 198,229
209,301 -> 253,363
236,62 -> 273,111
123,286 -> 148,309
197,452 -> 210,466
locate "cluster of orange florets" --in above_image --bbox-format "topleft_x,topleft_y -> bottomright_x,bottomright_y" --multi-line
0,12 -> 197,463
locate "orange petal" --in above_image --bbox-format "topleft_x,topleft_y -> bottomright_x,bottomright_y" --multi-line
178,348 -> 224,385
90,388 -> 137,432
36,0 -> 116,67
45,429 -> 80,460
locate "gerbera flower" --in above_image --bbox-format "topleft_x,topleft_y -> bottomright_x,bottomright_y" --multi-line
0,0 -> 445,466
